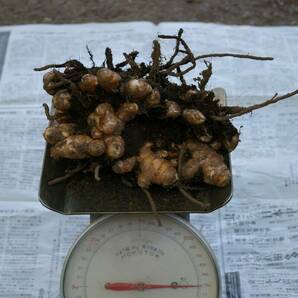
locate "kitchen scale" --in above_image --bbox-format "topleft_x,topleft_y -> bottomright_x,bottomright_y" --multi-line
39,89 -> 232,298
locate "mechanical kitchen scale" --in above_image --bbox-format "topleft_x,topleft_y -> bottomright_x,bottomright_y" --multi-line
39,89 -> 232,298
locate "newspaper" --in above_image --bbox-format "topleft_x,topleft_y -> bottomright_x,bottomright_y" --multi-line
0,105 -> 46,201
0,22 -> 297,298
1,199 -> 297,298
0,201 -> 89,298
191,196 -> 298,298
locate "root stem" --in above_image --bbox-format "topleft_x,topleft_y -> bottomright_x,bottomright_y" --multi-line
142,188 -> 162,226
178,186 -> 210,210
48,162 -> 89,186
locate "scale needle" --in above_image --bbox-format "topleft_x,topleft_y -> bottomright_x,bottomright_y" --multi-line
105,282 -> 201,291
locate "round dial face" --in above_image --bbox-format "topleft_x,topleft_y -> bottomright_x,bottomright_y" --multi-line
62,214 -> 220,298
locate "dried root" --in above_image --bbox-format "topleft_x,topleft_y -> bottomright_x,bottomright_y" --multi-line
142,188 -> 162,226
48,162 -> 89,186
178,186 -> 210,210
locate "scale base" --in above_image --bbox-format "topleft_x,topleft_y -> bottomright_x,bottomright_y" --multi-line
90,213 -> 190,223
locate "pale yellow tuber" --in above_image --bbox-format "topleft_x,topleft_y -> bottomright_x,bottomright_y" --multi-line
97,68 -> 121,93
52,90 -> 72,111
165,100 -> 181,118
43,70 -> 59,95
104,136 -> 125,159
100,111 -> 124,135
123,79 -> 152,100
90,127 -> 104,139
181,89 -> 199,102
116,102 -> 139,122
182,109 -> 206,125
88,103 -> 124,136
145,89 -> 161,108
181,140 -> 231,187
50,135 -> 106,159
209,141 -> 222,151
51,135 -> 92,159
79,74 -> 98,93
112,157 -> 137,174
43,123 -> 76,145
88,139 -> 106,157
137,143 -> 178,188
223,134 -> 239,152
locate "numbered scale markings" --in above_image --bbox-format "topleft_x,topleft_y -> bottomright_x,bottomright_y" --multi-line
62,214 -> 220,298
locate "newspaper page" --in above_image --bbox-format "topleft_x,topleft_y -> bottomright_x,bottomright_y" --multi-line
1,198 -> 296,298
0,201 -> 89,298
191,195 -> 298,298
220,197 -> 298,298
0,104 -> 47,201
230,95 -> 298,200
0,22 -> 297,298
0,30 -> 9,80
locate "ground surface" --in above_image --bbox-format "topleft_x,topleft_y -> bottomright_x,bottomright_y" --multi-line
0,0 -> 297,26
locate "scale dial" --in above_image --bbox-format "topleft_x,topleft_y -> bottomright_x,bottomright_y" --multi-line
62,214 -> 220,298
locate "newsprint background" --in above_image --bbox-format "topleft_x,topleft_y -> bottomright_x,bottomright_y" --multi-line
0,22 -> 298,297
